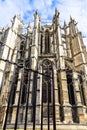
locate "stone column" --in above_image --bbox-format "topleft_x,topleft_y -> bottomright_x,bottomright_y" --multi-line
82,75 -> 87,121
73,71 -> 85,123
29,11 -> 40,124
57,25 -> 72,122
35,74 -> 40,124
38,31 -> 41,56
25,38 -> 29,59
0,46 -> 10,98
31,11 -> 40,70
60,70 -> 72,122
1,49 -> 18,127
11,69 -> 23,124
82,76 -> 87,104
50,36 -> 53,53
63,23 -> 72,58
42,34 -> 45,54
53,33 -> 56,53
54,69 -> 60,123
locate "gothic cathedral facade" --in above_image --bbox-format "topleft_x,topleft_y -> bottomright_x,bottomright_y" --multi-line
0,9 -> 87,130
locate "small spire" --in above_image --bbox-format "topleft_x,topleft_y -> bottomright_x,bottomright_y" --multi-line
34,9 -> 39,18
55,8 -> 57,14
64,21 -> 66,27
70,15 -> 73,21
35,9 -> 38,15
27,22 -> 30,28
55,8 -> 60,16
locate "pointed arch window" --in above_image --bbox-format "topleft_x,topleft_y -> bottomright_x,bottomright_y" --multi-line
45,30 -> 50,54
41,59 -> 55,122
41,34 -> 43,54
42,60 -> 52,103
67,71 -> 75,105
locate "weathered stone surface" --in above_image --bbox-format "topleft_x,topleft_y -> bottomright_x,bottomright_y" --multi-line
0,9 -> 87,130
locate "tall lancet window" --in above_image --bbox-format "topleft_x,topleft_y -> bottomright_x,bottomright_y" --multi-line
42,71 -> 51,103
45,30 -> 50,54
42,60 -> 53,120
40,34 -> 43,54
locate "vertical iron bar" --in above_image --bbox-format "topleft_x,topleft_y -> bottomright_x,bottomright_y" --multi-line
47,82 -> 50,130
41,66 -> 43,130
52,67 -> 56,130
32,71 -> 37,130
41,94 -> 43,130
24,71 -> 31,130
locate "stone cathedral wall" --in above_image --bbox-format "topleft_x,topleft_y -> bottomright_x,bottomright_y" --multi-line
0,9 -> 87,130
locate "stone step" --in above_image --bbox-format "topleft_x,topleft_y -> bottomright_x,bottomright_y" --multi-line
0,124 -> 87,130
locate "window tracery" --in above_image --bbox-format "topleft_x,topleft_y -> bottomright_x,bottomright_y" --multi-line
42,60 -> 53,119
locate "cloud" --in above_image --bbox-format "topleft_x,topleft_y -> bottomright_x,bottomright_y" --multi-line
0,0 -> 31,26
0,0 -> 87,46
